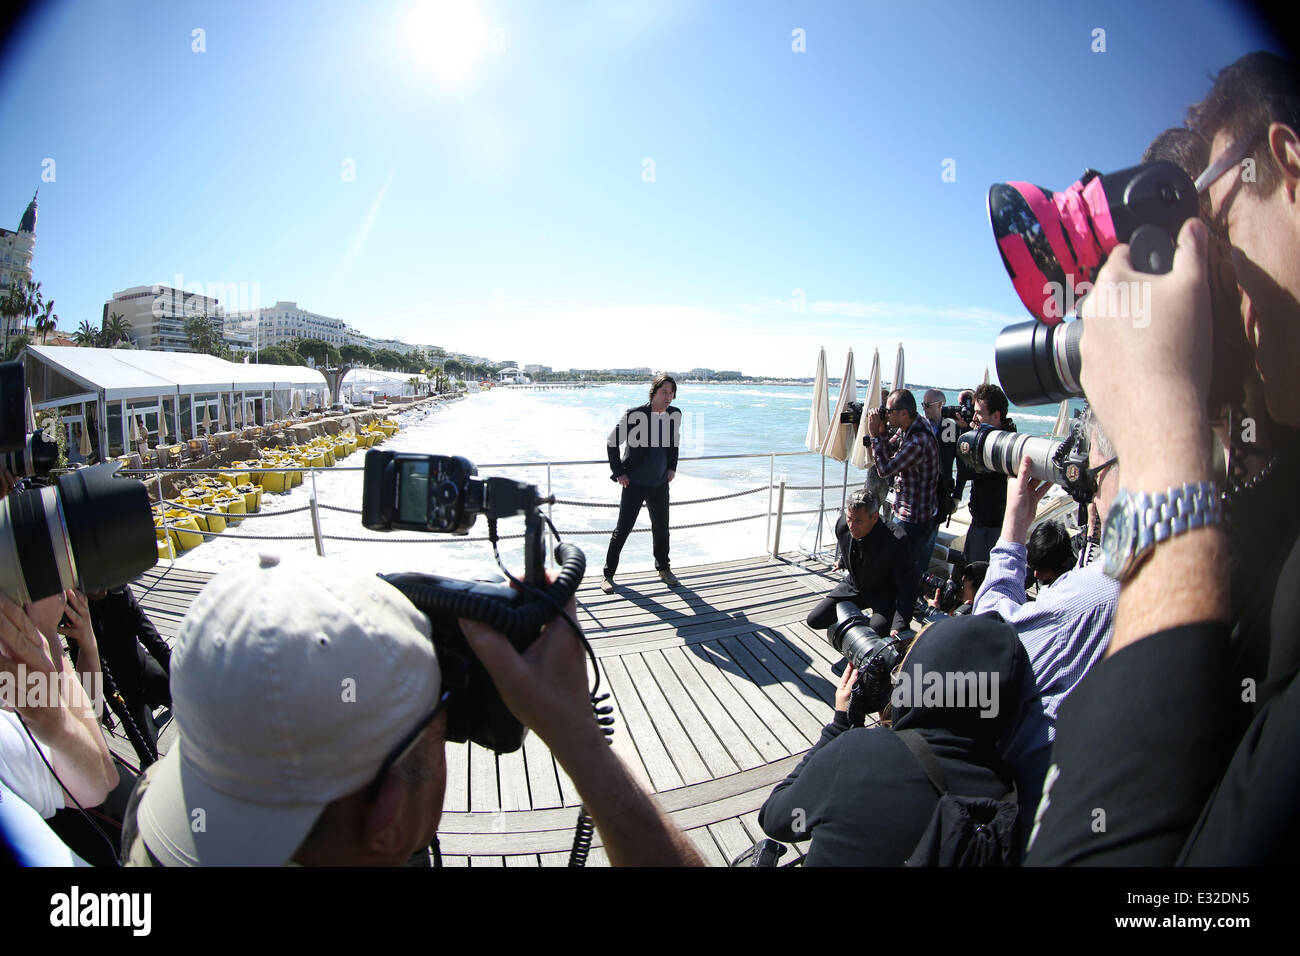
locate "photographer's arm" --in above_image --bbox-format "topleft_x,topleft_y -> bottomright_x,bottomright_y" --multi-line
460,608 -> 704,866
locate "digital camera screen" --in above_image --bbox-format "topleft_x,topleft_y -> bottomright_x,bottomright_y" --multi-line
397,459 -> 430,525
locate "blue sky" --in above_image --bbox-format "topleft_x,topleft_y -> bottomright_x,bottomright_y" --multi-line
0,0 -> 1282,385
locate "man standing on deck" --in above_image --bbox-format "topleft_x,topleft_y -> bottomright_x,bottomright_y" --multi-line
957,383 -> 1016,565
867,388 -> 939,589
601,374 -> 682,593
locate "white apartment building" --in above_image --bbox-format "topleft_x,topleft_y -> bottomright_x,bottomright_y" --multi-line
0,193 -> 38,340
104,285 -> 232,352
228,301 -> 357,349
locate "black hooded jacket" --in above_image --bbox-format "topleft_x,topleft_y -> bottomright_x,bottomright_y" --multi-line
759,613 -> 1029,866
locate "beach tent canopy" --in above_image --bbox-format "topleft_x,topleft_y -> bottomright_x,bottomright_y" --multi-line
24,345 -> 328,403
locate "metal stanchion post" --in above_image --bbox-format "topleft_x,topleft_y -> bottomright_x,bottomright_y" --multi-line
309,467 -> 325,557
772,481 -> 786,558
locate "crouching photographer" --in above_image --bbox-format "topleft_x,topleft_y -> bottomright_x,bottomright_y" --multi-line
758,613 -> 1029,866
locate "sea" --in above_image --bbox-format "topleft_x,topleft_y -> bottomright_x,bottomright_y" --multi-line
173,383 -> 1084,582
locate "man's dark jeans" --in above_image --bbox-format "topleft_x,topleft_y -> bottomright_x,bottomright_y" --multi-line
898,516 -> 935,588
604,481 -> 670,577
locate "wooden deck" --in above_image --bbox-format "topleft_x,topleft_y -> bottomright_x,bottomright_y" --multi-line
127,552 -> 858,866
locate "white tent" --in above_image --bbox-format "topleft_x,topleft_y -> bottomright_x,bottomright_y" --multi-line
852,348 -> 881,469
822,350 -> 857,462
804,348 -> 830,453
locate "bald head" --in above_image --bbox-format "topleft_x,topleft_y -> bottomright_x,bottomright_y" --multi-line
923,389 -> 945,423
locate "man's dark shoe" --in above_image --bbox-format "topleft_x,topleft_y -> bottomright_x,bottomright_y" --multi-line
600,575 -> 615,593
830,656 -> 849,678
658,568 -> 680,587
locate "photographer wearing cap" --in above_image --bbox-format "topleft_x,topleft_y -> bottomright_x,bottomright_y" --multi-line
121,555 -> 702,866
1027,52 -> 1300,865
868,389 -> 940,586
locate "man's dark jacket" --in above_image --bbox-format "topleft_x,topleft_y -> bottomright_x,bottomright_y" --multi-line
606,403 -> 681,482
70,587 -> 171,703
828,514 -> 915,633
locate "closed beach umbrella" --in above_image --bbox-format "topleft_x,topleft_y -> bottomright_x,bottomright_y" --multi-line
822,350 -> 857,462
983,366 -> 991,387
219,400 -> 228,431
25,388 -> 37,432
202,405 -> 213,433
158,405 -> 168,442
78,422 -> 92,458
291,390 -> 301,414
892,342 -> 905,396
1052,399 -> 1071,438
804,348 -> 830,454
852,347 -> 881,468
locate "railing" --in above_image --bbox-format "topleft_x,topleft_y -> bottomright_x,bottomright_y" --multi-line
120,449 -> 859,565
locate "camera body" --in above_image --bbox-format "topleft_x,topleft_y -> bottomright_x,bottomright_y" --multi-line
361,449 -> 586,754
919,571 -> 961,614
0,360 -> 56,478
988,161 -> 1200,405
840,400 -> 864,426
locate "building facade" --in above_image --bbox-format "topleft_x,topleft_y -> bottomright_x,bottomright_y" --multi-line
104,285 -> 233,352
1,193 -> 38,340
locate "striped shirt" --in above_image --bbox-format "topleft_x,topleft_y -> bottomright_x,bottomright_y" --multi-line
973,540 -> 1116,795
871,417 -> 939,523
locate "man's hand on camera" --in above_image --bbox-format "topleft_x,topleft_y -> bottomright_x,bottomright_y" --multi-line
1001,455 -> 1052,545
0,468 -> 16,500
58,590 -> 96,652
834,664 -> 859,713
867,409 -> 885,438
459,599 -> 595,747
1079,217 -> 1215,490
616,475 -> 631,488
0,595 -> 65,732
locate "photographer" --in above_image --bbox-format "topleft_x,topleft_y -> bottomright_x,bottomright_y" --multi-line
758,613 -> 1028,866
868,389 -> 940,584
956,384 -> 1016,565
1026,520 -> 1076,589
926,561 -> 988,617
971,408 -> 1119,821
807,489 -> 914,645
122,556 -> 703,866
1027,52 -> 1300,865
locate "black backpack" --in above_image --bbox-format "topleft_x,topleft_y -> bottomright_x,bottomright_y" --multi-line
896,729 -> 1021,866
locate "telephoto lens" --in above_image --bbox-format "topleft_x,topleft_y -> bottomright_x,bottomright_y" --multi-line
0,430 -> 59,478
0,463 -> 157,604
826,601 -> 904,714
957,425 -> 1073,487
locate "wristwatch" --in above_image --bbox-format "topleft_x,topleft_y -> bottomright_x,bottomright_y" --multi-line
1101,482 -> 1223,581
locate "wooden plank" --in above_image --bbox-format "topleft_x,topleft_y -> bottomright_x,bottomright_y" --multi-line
757,627 -> 837,708
521,728 -> 562,809
721,634 -> 826,742
539,851 -> 570,867
441,855 -> 470,867
620,654 -> 711,786
679,642 -> 792,763
643,649 -> 740,778
686,826 -> 727,867
468,741 -> 500,812
472,856 -> 504,867
504,854 -> 539,867
737,631 -> 835,727
443,740 -> 469,812
600,655 -> 683,792
708,818 -> 754,865
497,746 -> 531,812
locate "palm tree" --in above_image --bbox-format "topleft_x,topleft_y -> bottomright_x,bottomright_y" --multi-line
35,299 -> 57,344
101,311 -> 132,347
75,320 -> 99,346
1,280 -> 41,354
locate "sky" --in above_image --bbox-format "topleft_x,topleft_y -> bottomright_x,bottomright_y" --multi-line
0,0 -> 1285,385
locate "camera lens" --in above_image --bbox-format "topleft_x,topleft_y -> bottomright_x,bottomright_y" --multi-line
994,319 -> 1084,406
0,463 -> 157,603
958,426 -> 1068,487
0,431 -> 59,478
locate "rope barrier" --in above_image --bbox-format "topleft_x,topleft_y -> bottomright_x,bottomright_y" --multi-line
553,485 -> 768,508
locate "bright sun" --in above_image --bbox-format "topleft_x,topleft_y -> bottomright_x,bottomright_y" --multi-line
405,0 -> 495,88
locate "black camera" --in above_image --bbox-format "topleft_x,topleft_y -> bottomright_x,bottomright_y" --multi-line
361,449 -> 586,754
957,398 -> 975,424
0,360 -> 57,478
840,400 -> 864,426
1,463 -> 158,604
825,601 -> 905,721
919,571 -> 960,614
988,161 -> 1200,405
957,416 -> 1096,507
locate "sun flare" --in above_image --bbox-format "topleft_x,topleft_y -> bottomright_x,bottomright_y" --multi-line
404,0 -> 495,88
